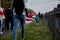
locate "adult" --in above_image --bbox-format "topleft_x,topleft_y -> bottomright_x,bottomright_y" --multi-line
0,4 -> 5,34
38,12 -> 41,18
5,7 -> 13,31
12,0 -> 25,40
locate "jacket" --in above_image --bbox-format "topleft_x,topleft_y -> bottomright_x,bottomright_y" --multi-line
13,0 -> 25,15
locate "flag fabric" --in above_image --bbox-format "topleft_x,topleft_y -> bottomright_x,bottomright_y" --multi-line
25,17 -> 34,24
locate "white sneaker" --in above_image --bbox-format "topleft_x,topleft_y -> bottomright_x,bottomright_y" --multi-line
0,32 -> 3,34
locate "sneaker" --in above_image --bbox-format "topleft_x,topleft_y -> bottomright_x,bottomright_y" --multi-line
0,32 -> 3,34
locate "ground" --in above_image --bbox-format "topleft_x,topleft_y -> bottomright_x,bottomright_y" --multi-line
0,19 -> 52,40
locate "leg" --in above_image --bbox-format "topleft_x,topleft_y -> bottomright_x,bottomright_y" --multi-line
10,18 -> 13,30
0,20 -> 1,31
0,20 -> 1,34
5,19 -> 9,31
20,15 -> 25,39
0,20 -> 4,34
13,15 -> 19,40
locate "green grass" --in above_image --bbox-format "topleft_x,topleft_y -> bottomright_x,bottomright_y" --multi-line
0,19 -> 52,40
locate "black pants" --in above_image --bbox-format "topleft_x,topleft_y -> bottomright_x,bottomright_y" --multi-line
5,18 -> 13,31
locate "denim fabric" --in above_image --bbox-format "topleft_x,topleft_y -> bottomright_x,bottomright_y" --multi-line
0,20 -> 3,31
13,14 -> 25,40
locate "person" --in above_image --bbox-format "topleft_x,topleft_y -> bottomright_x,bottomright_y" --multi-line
0,4 -> 5,34
12,0 -> 25,40
33,14 -> 40,26
25,8 -> 28,17
29,12 -> 35,18
4,7 -> 13,31
38,12 -> 41,18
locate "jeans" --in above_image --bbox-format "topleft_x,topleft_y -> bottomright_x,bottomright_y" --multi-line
13,14 -> 25,40
0,20 -> 4,32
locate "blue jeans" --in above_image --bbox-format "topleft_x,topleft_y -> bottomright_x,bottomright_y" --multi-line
13,15 -> 25,40
0,20 -> 4,32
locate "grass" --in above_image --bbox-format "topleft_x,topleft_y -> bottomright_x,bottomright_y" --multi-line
0,19 -> 52,40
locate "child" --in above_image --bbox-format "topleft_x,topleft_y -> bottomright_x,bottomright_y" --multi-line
35,15 -> 40,26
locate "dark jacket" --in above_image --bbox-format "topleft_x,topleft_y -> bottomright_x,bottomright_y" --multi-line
5,8 -> 13,19
13,0 -> 25,15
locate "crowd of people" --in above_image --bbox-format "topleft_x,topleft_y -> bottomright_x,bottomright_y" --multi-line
0,5 -> 13,34
0,4 -> 5,34
0,0 -> 41,40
